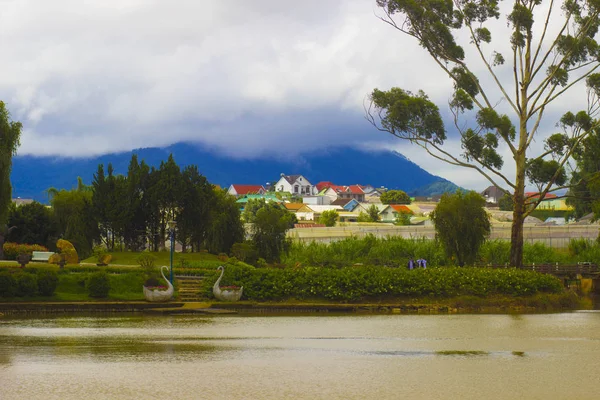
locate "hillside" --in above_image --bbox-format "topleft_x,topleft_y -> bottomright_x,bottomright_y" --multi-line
11,143 -> 462,202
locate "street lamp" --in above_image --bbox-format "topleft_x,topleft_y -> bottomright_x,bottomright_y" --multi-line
167,220 -> 177,284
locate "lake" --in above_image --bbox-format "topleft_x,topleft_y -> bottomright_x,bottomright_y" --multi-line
1,312 -> 600,399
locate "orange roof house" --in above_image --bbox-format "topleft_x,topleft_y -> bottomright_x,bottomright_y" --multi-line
390,204 -> 414,214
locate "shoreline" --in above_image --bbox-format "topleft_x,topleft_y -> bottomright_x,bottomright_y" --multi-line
0,292 -> 593,315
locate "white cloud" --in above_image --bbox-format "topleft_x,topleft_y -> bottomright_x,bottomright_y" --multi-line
0,0 -> 596,191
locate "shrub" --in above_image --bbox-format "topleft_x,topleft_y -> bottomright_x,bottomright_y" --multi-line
0,271 -> 17,297
86,272 -> 111,298
37,270 -> 59,296
197,264 -> 564,302
231,242 -> 259,264
15,272 -> 38,297
137,253 -> 156,268
2,242 -> 49,260
93,245 -> 112,265
568,238 -> 593,256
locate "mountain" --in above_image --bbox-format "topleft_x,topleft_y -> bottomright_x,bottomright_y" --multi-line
408,180 -> 464,197
11,143 -> 462,202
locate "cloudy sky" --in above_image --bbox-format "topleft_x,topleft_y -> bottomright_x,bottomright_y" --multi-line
0,0 -> 594,190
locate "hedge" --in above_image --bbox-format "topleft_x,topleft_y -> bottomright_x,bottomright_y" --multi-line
202,264 -> 564,302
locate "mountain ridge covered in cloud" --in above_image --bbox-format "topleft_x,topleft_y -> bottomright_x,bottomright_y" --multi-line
12,143 -> 462,202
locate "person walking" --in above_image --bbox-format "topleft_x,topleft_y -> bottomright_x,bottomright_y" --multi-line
408,258 -> 414,270
416,258 -> 423,268
422,258 -> 427,269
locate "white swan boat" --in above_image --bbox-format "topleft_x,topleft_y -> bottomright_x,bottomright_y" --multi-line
213,266 -> 243,301
143,266 -> 174,302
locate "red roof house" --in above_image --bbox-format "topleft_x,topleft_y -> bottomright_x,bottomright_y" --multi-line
227,184 -> 266,196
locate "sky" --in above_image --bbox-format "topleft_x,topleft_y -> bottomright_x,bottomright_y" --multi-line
0,0 -> 595,191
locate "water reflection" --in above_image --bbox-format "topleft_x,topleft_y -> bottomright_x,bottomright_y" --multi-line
1,313 -> 600,400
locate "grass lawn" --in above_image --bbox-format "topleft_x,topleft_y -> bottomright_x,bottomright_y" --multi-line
81,251 -> 221,266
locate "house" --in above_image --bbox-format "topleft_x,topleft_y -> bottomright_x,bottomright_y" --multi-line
274,174 -> 316,196
535,198 -> 572,211
315,181 -> 336,192
338,211 -> 361,223
235,194 -> 281,211
330,198 -> 360,211
319,183 -> 366,202
284,203 -> 307,214
12,198 -> 34,207
525,192 -> 558,201
352,202 -> 371,214
227,184 -> 266,197
296,205 -> 344,221
481,186 -> 505,204
378,205 -> 398,223
302,195 -> 332,206
364,190 -> 382,203
390,204 -> 414,215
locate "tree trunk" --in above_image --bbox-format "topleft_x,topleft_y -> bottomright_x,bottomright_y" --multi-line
510,154 -> 527,268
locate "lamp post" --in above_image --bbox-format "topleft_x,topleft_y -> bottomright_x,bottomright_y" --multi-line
167,220 -> 177,284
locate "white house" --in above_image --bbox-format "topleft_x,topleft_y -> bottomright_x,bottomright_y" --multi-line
274,174 -> 316,196
302,195 -> 331,205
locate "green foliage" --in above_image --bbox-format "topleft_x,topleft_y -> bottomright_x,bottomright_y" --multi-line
0,271 -> 17,297
569,238 -> 593,256
50,183 -> 98,259
15,272 -> 38,297
86,271 -> 111,298
318,210 -> 339,227
394,211 -> 412,226
6,201 -> 58,248
37,270 -> 59,296
0,101 -> 23,227
526,159 -> 567,192
2,242 -> 49,260
249,201 -> 296,263
371,1 -> 600,269
367,204 -> 381,221
198,264 -> 563,302
358,205 -> 380,222
380,190 -> 411,204
430,191 -> 491,267
230,242 -> 259,265
498,194 -> 514,211
205,187 -> 244,254
284,235 -> 445,268
137,253 -> 156,268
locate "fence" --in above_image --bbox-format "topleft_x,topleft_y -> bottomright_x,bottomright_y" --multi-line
287,223 -> 600,248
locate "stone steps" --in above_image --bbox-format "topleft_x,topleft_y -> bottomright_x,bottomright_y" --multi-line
176,276 -> 205,302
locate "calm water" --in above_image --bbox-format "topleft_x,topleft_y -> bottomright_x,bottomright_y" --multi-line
1,312 -> 600,400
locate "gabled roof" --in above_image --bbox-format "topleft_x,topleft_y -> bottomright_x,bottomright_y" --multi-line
525,192 -> 558,200
390,204 -> 413,214
282,174 -> 301,184
330,198 -> 353,206
347,185 -> 365,195
481,185 -> 505,199
316,181 -> 336,191
284,203 -> 305,211
230,184 -> 265,195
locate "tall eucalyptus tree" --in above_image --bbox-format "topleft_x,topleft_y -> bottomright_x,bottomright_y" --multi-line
369,0 -> 600,266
